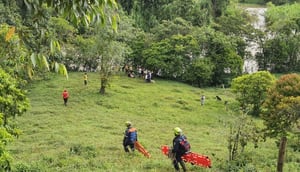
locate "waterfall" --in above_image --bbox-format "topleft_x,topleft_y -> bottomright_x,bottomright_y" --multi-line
243,7 -> 267,74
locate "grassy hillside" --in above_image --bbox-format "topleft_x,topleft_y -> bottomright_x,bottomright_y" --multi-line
7,72 -> 299,171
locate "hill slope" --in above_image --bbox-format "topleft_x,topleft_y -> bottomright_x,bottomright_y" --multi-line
7,72 -> 298,171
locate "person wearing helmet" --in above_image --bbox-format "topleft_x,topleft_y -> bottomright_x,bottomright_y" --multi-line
172,127 -> 188,172
123,121 -> 138,152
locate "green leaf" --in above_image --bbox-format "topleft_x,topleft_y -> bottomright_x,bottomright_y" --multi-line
54,62 -> 59,73
30,53 -> 36,67
111,14 -> 118,33
41,55 -> 50,71
50,40 -> 54,54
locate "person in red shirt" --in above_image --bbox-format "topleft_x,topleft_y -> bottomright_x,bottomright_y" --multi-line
62,89 -> 69,106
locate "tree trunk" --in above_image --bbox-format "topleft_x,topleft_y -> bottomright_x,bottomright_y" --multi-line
231,127 -> 240,161
99,86 -> 105,94
99,77 -> 107,94
277,136 -> 287,172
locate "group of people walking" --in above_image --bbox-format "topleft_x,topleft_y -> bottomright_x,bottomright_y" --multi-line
123,121 -> 189,172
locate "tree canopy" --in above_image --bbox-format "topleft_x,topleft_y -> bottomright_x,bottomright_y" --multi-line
261,73 -> 300,138
261,73 -> 300,172
231,71 -> 276,116
256,3 -> 300,72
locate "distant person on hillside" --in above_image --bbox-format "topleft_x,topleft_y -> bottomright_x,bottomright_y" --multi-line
141,67 -> 145,78
127,71 -> 135,78
123,121 -> 138,152
138,66 -> 142,78
83,73 -> 88,86
145,71 -> 152,83
129,66 -> 133,73
62,89 -> 69,106
201,95 -> 205,106
124,64 -> 129,73
172,127 -> 190,172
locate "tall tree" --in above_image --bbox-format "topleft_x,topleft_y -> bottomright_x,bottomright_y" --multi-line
257,3 -> 300,72
150,17 -> 193,41
184,58 -> 215,87
142,34 -> 200,80
74,15 -> 133,94
261,73 -> 300,172
192,27 -> 243,86
95,26 -> 126,94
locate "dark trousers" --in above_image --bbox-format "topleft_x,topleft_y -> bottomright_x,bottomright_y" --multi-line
173,152 -> 187,171
63,98 -> 68,106
123,140 -> 135,152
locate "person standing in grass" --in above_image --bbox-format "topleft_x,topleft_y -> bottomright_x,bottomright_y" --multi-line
123,121 -> 138,152
172,127 -> 189,172
62,89 -> 69,106
83,72 -> 88,86
201,95 -> 205,106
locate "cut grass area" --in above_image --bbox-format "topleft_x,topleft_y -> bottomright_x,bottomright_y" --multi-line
7,72 -> 300,171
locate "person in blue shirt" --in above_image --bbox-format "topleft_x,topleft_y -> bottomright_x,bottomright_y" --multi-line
123,121 -> 138,152
172,127 -> 189,172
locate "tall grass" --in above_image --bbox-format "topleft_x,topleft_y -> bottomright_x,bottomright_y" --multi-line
7,72 -> 299,171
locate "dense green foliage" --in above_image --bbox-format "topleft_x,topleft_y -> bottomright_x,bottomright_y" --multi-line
120,1 -> 251,86
20,0 -> 118,28
261,73 -> 300,138
0,24 -> 29,79
231,71 -> 276,116
0,113 -> 13,171
0,69 -> 29,126
2,0 -> 299,87
256,3 -> 300,72
0,0 -> 118,80
0,69 -> 29,170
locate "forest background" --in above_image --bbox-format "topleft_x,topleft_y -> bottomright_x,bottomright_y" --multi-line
0,0 -> 299,171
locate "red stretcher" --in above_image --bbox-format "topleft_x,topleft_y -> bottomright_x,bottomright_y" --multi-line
161,145 -> 211,168
134,141 -> 151,158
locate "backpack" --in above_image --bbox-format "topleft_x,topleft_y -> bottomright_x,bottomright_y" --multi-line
179,135 -> 191,152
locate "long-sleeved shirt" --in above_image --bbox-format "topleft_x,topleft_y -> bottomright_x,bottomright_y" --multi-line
124,127 -> 137,143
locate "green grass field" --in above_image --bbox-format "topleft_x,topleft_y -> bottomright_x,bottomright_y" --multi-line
7,72 -> 300,171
